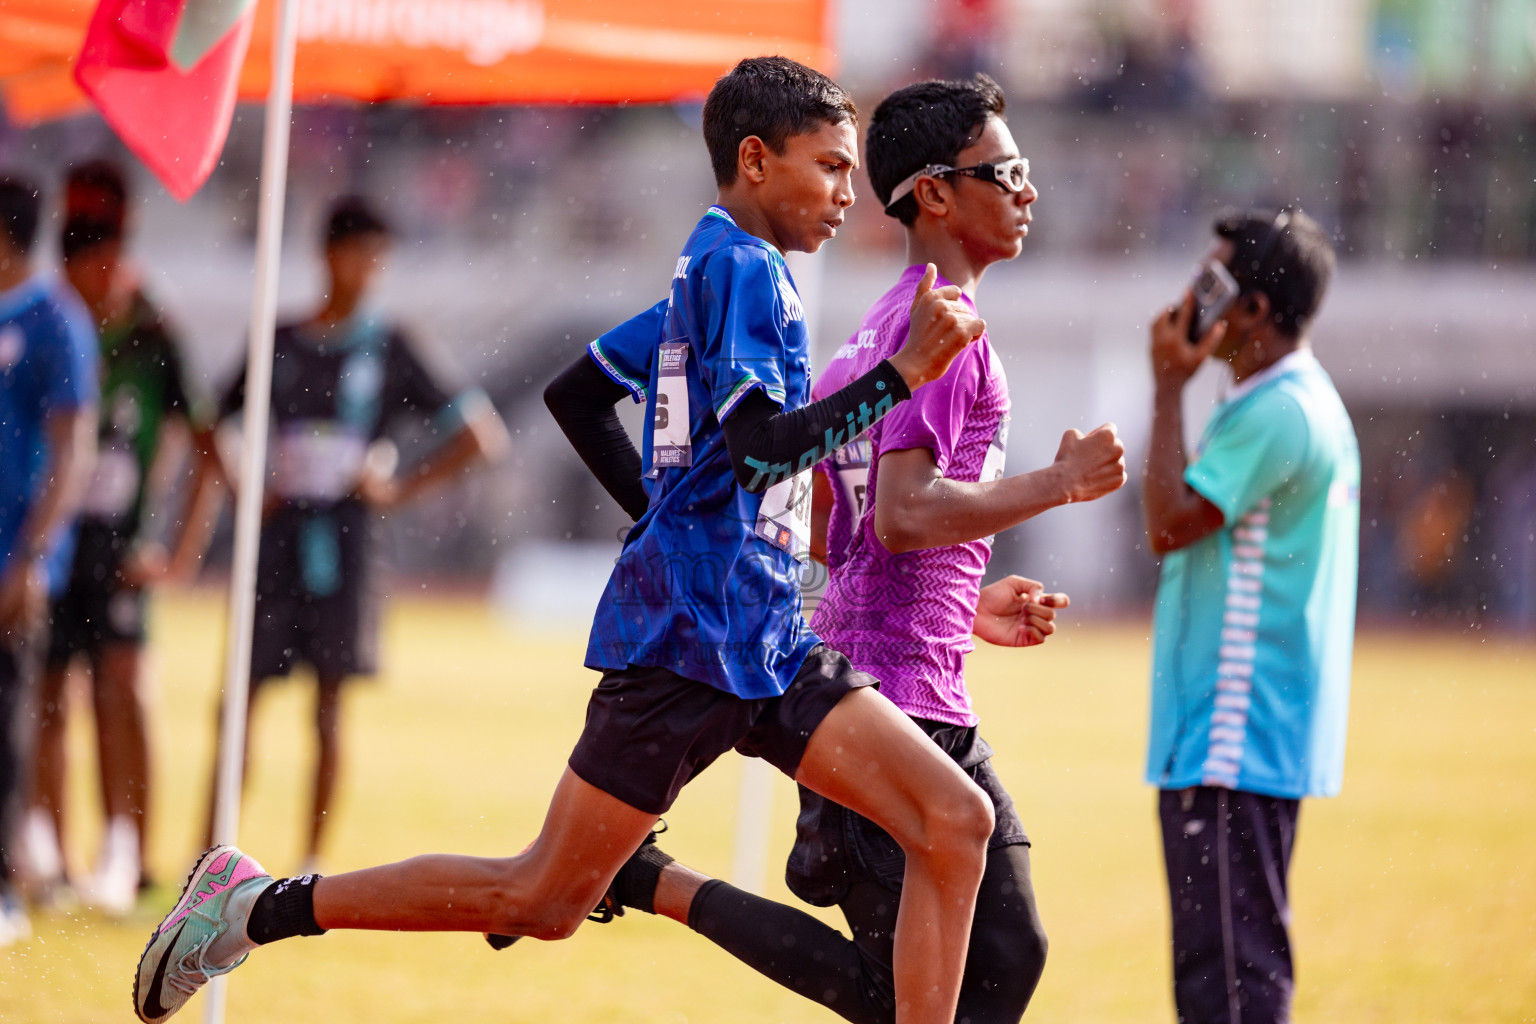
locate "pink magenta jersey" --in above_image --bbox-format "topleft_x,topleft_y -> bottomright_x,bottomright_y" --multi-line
811,264 -> 1010,726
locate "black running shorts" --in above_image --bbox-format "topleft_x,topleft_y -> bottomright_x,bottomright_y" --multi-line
785,720 -> 1030,907
568,644 -> 876,815
250,499 -> 380,685
46,519 -> 146,667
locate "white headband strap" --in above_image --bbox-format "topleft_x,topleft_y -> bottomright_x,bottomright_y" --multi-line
884,164 -> 954,211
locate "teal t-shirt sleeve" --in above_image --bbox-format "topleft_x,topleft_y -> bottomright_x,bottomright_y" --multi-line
697,247 -> 790,420
588,299 -> 666,403
1185,387 -> 1311,522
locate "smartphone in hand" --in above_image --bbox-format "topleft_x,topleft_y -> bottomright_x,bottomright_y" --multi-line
1189,259 -> 1240,342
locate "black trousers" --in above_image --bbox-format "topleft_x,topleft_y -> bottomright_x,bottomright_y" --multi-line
0,636 -> 38,885
689,841 -> 1047,1024
1159,786 -> 1300,1024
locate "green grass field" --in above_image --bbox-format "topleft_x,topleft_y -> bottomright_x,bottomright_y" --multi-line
3,590 -> 1534,1023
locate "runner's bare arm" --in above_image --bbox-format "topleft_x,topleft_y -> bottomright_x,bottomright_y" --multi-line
873,426 -> 1126,554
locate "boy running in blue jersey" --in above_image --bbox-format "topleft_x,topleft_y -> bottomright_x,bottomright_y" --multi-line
135,58 -> 993,1024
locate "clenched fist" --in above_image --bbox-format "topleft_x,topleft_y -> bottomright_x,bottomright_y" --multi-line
888,263 -> 987,391
973,575 -> 1070,648
1054,423 -> 1128,504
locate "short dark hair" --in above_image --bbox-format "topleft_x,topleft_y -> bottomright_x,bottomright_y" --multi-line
0,175 -> 42,255
867,74 -> 1007,226
61,215 -> 122,261
702,56 -> 857,187
65,159 -> 129,229
325,195 -> 391,246
1215,207 -> 1335,339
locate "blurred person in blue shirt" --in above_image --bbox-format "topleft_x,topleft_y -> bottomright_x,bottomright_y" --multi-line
0,173 -> 98,946
24,161 -> 218,918
1143,206 -> 1358,1024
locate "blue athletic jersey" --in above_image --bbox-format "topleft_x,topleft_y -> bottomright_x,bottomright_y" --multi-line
1147,351 -> 1360,799
0,276 -> 98,593
585,206 -> 819,699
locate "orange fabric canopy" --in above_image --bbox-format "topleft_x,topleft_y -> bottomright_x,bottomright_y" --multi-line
0,0 -> 834,122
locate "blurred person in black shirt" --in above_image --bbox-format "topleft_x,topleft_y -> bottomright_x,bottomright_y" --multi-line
195,196 -> 509,872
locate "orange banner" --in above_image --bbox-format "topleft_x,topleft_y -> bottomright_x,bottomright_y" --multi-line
0,0 -> 834,122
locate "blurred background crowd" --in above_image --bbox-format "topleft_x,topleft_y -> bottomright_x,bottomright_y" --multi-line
3,0 -> 1533,629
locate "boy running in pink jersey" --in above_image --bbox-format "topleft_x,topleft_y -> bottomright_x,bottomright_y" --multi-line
583,75 -> 1127,1024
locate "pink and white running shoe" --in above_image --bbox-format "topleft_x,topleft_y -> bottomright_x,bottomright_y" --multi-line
133,846 -> 270,1023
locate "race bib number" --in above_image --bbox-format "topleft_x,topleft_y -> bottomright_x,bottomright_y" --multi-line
652,342 -> 692,469
756,469 -> 814,561
80,443 -> 140,519
834,435 -> 872,524
981,418 -> 1009,483
272,422 -> 369,501
980,418 -> 1009,545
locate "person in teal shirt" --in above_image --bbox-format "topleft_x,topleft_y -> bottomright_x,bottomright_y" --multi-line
1143,207 -> 1358,1024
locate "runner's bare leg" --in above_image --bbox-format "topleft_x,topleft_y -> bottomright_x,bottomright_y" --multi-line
310,769 -> 657,939
310,690 -> 988,1024
795,686 -> 993,1024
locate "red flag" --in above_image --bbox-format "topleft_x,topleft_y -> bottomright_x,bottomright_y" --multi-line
74,0 -> 256,201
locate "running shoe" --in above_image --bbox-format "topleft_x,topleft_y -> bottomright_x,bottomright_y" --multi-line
133,846 -> 270,1023
486,819 -> 667,950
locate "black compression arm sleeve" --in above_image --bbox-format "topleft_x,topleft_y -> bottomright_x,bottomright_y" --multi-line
544,354 -> 650,522
721,359 -> 911,493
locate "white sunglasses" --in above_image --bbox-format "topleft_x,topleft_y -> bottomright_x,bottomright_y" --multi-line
885,157 -> 1031,211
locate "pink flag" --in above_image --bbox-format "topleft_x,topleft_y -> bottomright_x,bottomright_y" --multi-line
75,0 -> 256,201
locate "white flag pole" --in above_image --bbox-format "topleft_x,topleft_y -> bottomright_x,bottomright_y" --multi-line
203,0 -> 299,1021
730,758 -> 776,894
728,250 -> 827,894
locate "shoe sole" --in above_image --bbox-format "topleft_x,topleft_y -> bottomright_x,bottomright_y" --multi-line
132,846 -> 226,1023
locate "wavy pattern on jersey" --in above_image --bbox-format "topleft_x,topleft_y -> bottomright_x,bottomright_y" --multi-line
811,264 -> 1009,727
